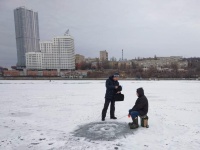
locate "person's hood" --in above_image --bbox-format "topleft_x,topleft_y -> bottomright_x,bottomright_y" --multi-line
137,88 -> 144,97
109,76 -> 114,81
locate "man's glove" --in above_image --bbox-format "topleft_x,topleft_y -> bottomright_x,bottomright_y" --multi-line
116,85 -> 122,92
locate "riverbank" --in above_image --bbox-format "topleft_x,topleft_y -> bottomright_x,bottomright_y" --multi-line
0,76 -> 199,80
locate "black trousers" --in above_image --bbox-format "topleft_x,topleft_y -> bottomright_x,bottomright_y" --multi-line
102,99 -> 115,119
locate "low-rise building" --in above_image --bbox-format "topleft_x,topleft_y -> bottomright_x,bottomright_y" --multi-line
3,70 -> 20,76
108,61 -> 118,69
26,52 -> 43,70
75,54 -> 85,64
60,70 -> 88,78
132,56 -> 188,70
118,61 -> 132,69
85,57 -> 99,63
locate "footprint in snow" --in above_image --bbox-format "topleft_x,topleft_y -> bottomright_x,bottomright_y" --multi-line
39,138 -> 46,141
31,142 -> 40,145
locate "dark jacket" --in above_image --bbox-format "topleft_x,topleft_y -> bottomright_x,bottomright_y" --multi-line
105,76 -> 121,100
131,88 -> 148,116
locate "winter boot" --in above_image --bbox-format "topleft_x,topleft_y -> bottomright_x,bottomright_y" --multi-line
130,117 -> 139,129
128,122 -> 133,126
128,117 -> 134,126
110,116 -> 117,120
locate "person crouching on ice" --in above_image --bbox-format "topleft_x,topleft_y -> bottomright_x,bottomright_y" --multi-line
128,88 -> 148,129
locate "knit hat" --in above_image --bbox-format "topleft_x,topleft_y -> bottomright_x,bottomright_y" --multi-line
113,72 -> 120,77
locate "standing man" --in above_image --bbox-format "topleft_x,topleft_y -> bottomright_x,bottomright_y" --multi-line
102,73 -> 122,121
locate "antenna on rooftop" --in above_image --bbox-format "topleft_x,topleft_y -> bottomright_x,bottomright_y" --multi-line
64,29 -> 69,36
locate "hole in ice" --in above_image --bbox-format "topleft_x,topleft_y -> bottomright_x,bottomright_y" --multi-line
72,122 -> 132,141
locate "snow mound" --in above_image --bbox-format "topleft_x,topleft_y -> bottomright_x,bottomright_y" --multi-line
72,122 -> 132,141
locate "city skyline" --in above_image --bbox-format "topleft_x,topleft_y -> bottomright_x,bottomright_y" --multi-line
0,0 -> 200,67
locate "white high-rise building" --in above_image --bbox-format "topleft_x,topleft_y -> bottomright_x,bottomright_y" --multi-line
26,32 -> 75,70
40,41 -> 53,53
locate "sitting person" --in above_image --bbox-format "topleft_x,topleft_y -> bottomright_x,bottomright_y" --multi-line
128,87 -> 149,129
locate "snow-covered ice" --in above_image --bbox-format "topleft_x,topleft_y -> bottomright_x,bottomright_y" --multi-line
0,80 -> 200,150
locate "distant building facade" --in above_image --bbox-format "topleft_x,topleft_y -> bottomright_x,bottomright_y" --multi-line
26,52 -> 43,69
75,54 -> 85,64
26,33 -> 75,70
132,56 -> 188,71
100,50 -> 108,61
85,57 -> 99,63
118,61 -> 132,69
14,6 -> 40,67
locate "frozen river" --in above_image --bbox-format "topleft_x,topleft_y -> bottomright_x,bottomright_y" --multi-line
0,80 -> 200,150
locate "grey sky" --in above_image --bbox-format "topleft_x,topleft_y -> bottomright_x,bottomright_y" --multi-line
0,0 -> 200,67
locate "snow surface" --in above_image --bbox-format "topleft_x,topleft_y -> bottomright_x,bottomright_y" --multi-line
0,80 -> 200,150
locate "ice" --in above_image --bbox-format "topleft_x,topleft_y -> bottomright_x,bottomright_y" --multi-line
0,80 -> 200,150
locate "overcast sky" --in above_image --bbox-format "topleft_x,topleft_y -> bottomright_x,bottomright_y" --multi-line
0,0 -> 200,67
